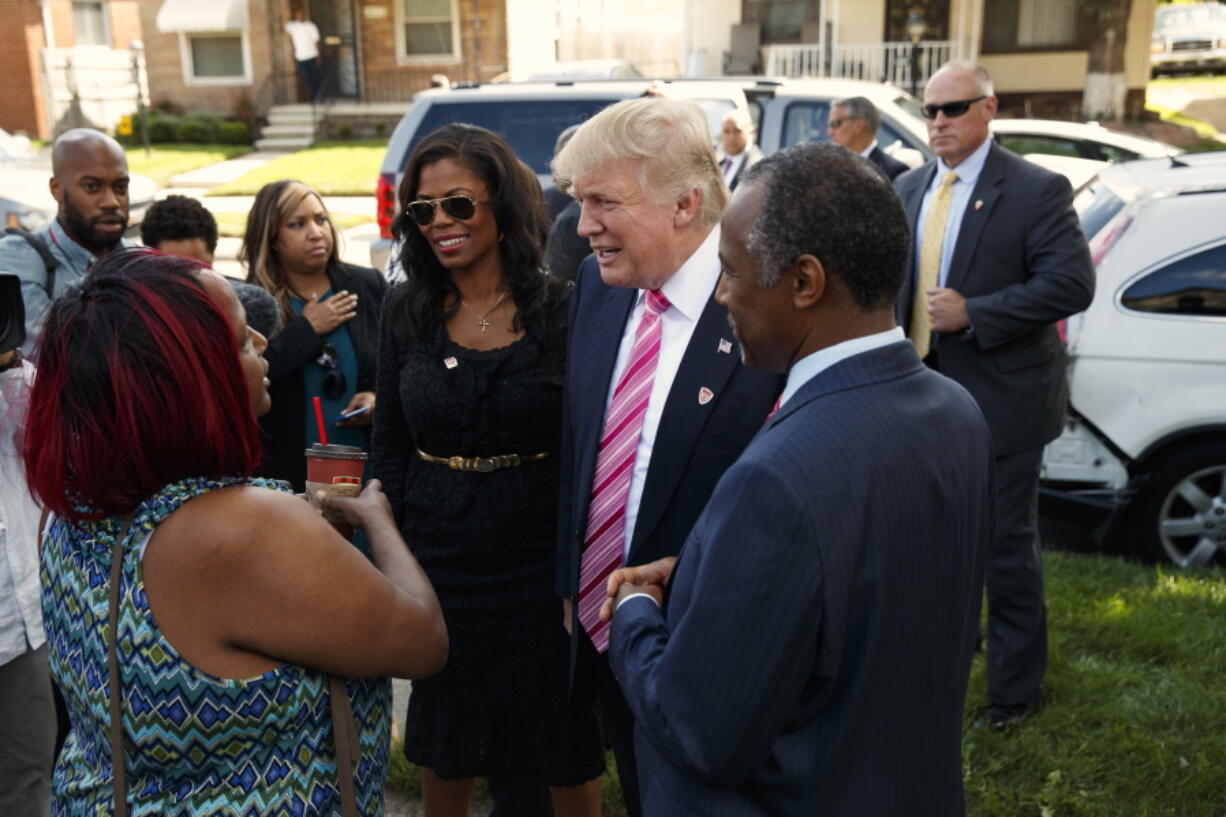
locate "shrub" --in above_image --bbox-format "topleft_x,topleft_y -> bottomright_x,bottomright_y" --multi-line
148,113 -> 182,144
217,120 -> 252,145
374,121 -> 388,138
337,123 -> 353,139
177,114 -> 220,144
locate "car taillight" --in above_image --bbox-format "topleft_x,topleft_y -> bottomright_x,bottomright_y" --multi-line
376,173 -> 397,240
1088,210 -> 1133,268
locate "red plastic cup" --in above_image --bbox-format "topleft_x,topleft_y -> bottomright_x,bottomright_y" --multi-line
305,443 -> 368,538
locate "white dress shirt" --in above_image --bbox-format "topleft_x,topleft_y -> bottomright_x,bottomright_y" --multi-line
284,20 -> 321,61
0,359 -> 45,665
605,225 -> 722,559
916,137 -> 992,287
858,140 -> 880,159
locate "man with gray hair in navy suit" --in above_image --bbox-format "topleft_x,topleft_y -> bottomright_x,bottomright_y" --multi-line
603,141 -> 993,816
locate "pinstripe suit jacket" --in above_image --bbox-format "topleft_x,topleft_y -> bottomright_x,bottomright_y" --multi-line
609,339 -> 993,816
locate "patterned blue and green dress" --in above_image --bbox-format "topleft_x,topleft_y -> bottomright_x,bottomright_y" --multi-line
41,476 -> 390,816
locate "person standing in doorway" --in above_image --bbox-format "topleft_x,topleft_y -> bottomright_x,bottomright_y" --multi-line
285,5 -> 323,103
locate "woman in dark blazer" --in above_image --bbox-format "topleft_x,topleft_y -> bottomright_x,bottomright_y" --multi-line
241,180 -> 388,491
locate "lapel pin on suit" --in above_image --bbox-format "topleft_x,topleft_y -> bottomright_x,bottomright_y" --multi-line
444,356 -> 458,369
974,200 -> 984,211
698,387 -> 714,405
718,338 -> 733,354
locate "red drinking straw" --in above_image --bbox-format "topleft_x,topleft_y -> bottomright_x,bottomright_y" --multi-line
313,396 -> 328,445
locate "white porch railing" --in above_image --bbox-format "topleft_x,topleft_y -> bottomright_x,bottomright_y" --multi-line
764,41 -> 955,88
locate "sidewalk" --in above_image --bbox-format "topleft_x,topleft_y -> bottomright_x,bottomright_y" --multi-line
167,151 -> 290,189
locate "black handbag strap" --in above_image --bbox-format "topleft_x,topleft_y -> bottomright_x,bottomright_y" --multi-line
107,516 -> 360,817
328,675 -> 361,817
4,227 -> 58,300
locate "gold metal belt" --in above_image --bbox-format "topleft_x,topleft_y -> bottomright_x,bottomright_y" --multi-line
416,449 -> 551,473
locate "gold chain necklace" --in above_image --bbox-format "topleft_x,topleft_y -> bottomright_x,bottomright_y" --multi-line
458,291 -> 509,333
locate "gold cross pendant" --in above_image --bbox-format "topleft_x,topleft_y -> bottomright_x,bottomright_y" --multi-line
478,317 -> 491,333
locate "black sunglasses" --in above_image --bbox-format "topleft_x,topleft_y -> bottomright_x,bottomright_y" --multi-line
315,342 -> 347,400
827,117 -> 860,129
922,96 -> 988,120
406,195 -> 487,226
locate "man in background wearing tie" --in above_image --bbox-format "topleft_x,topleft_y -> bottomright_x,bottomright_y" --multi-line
716,110 -> 764,191
552,97 -> 781,816
826,96 -> 910,180
894,61 -> 1094,729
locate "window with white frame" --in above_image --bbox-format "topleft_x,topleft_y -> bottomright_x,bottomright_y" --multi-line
179,32 -> 252,85
399,0 -> 460,62
73,1 -> 109,46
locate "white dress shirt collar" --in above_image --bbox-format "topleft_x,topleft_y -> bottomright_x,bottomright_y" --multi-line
778,326 -> 905,409
934,136 -> 992,188
652,224 -> 721,320
858,140 -> 879,159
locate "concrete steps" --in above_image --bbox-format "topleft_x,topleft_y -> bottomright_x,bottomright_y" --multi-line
255,104 -> 324,151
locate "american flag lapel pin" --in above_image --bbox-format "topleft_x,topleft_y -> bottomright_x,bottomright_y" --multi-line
698,387 -> 714,405
444,356 -> 458,369
718,338 -> 733,354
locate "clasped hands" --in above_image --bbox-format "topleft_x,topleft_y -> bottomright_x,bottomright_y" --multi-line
597,556 -> 678,623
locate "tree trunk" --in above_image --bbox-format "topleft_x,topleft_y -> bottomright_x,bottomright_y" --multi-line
1082,0 -> 1134,122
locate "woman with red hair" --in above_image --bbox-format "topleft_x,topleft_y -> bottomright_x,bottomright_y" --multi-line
25,250 -> 446,817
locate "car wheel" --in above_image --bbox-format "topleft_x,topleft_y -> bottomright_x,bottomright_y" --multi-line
1126,440 -> 1226,568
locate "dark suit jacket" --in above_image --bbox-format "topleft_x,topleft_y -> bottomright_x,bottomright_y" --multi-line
720,145 -> 765,191
894,142 -> 1094,456
545,199 -> 589,283
556,253 -> 782,600
257,262 -> 387,490
868,144 -> 909,180
610,340 -> 993,816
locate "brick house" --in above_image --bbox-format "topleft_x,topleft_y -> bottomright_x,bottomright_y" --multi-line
140,0 -> 512,117
0,0 -> 144,140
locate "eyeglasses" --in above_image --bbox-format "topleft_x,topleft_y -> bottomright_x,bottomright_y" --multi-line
827,117 -> 859,129
922,96 -> 988,120
406,195 -> 487,226
315,342 -> 347,400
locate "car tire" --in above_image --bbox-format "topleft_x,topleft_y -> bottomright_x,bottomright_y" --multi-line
1124,439 -> 1226,568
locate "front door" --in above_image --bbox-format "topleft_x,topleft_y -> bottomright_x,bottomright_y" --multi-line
308,0 -> 359,99
884,0 -> 950,41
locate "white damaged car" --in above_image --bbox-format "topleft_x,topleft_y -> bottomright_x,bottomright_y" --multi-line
1041,151 -> 1226,567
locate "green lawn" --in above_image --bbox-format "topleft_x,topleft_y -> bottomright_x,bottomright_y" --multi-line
205,140 -> 384,197
1149,74 -> 1226,89
1145,104 -> 1225,151
211,210 -> 373,239
386,551 -> 1226,816
126,144 -> 251,187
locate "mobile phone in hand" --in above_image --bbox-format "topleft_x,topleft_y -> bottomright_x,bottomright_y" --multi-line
331,406 -> 371,424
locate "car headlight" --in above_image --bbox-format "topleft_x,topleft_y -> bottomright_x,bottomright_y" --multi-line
4,208 -> 51,232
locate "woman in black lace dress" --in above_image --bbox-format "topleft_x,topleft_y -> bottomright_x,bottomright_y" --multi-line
371,125 -> 603,816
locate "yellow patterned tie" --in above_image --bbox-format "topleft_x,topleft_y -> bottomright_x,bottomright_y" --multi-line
909,171 -> 958,360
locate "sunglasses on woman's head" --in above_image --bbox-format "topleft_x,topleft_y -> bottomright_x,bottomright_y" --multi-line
406,195 -> 486,226
315,342 -> 347,400
922,96 -> 988,120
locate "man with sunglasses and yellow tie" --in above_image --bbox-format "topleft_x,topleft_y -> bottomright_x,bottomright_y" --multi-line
894,61 -> 1094,730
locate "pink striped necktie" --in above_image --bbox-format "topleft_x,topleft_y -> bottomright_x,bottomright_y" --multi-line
764,394 -> 782,424
578,288 -> 671,653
